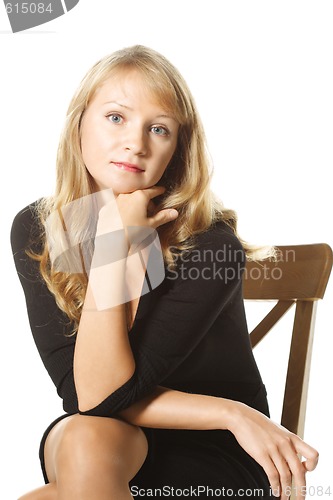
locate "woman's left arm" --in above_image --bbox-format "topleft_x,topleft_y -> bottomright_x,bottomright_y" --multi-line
120,387 -> 318,500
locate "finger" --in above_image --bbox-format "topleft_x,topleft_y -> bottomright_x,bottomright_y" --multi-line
141,185 -> 166,200
271,452 -> 292,500
281,436 -> 314,499
272,435 -> 308,499
283,439 -> 307,499
151,208 -> 179,228
294,438 -> 319,472
286,456 -> 306,499
260,457 -> 281,498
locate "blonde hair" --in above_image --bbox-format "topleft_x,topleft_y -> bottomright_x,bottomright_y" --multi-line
31,45 -> 273,332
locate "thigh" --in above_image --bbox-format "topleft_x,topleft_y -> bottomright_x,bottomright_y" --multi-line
145,429 -> 272,495
43,414 -> 148,484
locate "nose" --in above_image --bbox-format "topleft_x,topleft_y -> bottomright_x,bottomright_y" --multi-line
124,126 -> 148,156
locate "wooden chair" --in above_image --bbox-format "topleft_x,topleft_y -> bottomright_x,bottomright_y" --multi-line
243,243 -> 332,439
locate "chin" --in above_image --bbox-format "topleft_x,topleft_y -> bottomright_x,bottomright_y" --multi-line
102,179 -> 144,196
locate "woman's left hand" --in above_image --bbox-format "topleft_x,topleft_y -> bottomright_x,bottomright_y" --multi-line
227,401 -> 319,499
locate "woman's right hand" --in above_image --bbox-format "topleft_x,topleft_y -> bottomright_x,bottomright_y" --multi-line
97,185 -> 178,232
115,185 -> 178,231
227,401 -> 319,499
91,186 -> 178,309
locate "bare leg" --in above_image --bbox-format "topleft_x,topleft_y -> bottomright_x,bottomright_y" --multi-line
19,414 -> 148,500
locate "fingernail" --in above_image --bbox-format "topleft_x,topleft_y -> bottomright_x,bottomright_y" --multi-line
169,209 -> 178,217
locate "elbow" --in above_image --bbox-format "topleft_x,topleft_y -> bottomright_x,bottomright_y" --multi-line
77,393 -> 123,418
76,395 -> 103,416
78,405 -> 110,418
75,368 -> 137,418
73,357 -> 136,416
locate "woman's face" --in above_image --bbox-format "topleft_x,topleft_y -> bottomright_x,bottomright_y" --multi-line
80,70 -> 180,196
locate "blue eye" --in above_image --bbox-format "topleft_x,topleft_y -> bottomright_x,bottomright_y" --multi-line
107,113 -> 123,124
151,126 -> 168,136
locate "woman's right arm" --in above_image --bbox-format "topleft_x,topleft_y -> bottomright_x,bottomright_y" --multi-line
10,202 -> 318,500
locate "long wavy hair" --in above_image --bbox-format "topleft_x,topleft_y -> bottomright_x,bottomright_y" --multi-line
31,45 -> 272,333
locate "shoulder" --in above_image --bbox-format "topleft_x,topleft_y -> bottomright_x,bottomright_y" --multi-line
165,221 -> 245,291
10,199 -> 42,255
167,221 -> 245,284
189,220 -> 245,265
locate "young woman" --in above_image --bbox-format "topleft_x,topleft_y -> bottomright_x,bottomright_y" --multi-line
11,45 -> 318,500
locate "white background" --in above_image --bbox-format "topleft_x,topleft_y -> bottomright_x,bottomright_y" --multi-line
1,1 -> 332,498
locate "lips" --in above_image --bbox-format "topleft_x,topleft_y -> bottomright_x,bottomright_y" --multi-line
112,162 -> 144,173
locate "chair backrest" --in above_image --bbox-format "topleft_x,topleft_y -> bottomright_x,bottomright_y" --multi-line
243,243 -> 332,438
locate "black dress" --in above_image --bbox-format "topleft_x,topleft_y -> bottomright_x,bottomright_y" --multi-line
11,202 -> 273,499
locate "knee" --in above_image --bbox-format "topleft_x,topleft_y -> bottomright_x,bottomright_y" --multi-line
55,414 -> 147,481
17,483 -> 57,500
59,415 -> 110,455
58,415 -> 123,472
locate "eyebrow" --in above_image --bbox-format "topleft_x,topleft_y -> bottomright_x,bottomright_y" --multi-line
104,101 -> 132,110
103,101 -> 175,120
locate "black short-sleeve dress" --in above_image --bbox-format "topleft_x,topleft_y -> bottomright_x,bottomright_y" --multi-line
11,201 -> 273,499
